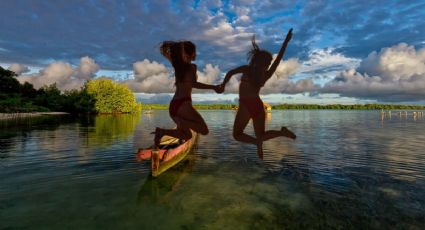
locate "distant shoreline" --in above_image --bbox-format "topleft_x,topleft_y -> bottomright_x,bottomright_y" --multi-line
141,103 -> 425,110
0,112 -> 69,120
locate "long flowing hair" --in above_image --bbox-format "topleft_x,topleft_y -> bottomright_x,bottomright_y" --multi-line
160,41 -> 196,83
247,35 -> 272,66
246,35 -> 272,86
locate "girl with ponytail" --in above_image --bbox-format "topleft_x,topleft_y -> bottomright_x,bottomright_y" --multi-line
219,29 -> 296,159
153,41 -> 222,146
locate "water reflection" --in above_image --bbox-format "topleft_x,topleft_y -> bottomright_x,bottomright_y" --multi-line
0,115 -> 76,160
86,113 -> 141,147
137,153 -> 196,204
1,110 -> 425,228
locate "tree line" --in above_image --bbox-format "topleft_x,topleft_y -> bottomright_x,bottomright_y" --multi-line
142,103 -> 425,110
3,65 -> 423,113
0,66 -> 141,114
272,103 -> 425,110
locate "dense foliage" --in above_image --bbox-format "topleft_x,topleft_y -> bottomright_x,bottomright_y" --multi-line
1,66 -> 140,114
86,78 -> 141,113
3,65 -> 424,113
1,65 -> 96,113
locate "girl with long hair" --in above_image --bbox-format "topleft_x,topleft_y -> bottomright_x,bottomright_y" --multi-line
153,41 -> 221,146
219,29 -> 296,159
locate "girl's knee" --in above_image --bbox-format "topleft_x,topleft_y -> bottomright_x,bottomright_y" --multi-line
233,131 -> 242,141
182,131 -> 192,140
199,126 -> 209,135
255,133 -> 264,141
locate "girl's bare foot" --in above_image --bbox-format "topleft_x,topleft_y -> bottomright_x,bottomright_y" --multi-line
152,127 -> 163,147
281,127 -> 296,140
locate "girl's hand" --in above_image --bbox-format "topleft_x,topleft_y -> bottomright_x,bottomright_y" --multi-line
284,28 -> 293,44
215,84 -> 225,94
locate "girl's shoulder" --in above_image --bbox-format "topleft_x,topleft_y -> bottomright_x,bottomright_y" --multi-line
231,65 -> 249,74
239,65 -> 249,71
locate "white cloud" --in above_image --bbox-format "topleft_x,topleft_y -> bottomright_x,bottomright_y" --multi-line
322,43 -> 425,102
262,57 -> 319,94
220,56 -> 317,94
273,57 -> 300,78
231,6 -> 252,26
124,59 -> 174,94
299,48 -> 360,74
125,59 -> 224,94
196,64 -> 221,81
75,56 -> 100,80
358,43 -> 425,81
202,20 -> 253,53
133,59 -> 169,80
8,63 -> 30,75
17,56 -> 99,91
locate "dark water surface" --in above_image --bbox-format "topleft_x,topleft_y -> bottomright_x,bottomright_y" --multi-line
1,110 -> 424,229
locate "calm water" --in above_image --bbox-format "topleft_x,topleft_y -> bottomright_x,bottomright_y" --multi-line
1,110 -> 425,229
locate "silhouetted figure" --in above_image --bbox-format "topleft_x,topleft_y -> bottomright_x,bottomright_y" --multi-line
219,29 -> 296,159
153,41 -> 222,146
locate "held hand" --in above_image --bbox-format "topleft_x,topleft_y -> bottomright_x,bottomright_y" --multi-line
284,28 -> 293,44
219,83 -> 225,93
214,84 -> 225,94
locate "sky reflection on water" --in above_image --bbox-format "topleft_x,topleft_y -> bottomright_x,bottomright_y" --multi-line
1,110 -> 424,229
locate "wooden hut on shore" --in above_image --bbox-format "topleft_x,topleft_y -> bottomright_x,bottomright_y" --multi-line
263,102 -> 272,113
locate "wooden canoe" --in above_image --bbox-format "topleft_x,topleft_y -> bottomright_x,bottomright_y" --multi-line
137,130 -> 198,177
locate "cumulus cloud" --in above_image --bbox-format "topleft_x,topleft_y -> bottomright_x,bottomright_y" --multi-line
193,64 -> 222,93
8,63 -> 30,75
262,57 -> 320,94
219,56 -> 318,94
322,43 -> 425,102
202,20 -> 253,53
124,59 -> 174,93
125,57 -> 311,95
17,56 -> 99,91
124,59 -> 224,94
75,56 -> 100,80
299,48 -> 361,74
1,1 -> 424,72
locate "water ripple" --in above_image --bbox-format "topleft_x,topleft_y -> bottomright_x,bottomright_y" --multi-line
1,111 -> 425,228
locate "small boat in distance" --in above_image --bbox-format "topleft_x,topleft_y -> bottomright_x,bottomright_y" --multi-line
137,130 -> 198,177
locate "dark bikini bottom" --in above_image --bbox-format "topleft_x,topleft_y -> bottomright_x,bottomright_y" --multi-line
239,97 -> 264,118
169,97 -> 192,117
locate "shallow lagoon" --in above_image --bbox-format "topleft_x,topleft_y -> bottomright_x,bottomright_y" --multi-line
1,110 -> 424,229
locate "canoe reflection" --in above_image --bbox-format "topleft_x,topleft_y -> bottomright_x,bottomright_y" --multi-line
137,148 -> 197,204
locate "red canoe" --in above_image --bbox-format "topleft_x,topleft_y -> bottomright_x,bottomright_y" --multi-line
137,130 -> 198,177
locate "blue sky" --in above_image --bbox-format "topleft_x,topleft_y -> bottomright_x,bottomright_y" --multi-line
1,0 -> 425,104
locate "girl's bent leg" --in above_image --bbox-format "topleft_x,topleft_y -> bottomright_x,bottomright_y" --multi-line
233,105 -> 258,145
175,102 -> 209,135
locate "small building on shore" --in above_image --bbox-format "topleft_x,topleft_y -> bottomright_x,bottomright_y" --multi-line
263,102 -> 272,112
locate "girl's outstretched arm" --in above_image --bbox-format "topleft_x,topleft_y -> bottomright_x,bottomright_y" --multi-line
189,64 -> 220,92
193,81 -> 219,90
265,28 -> 293,79
220,65 -> 248,90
